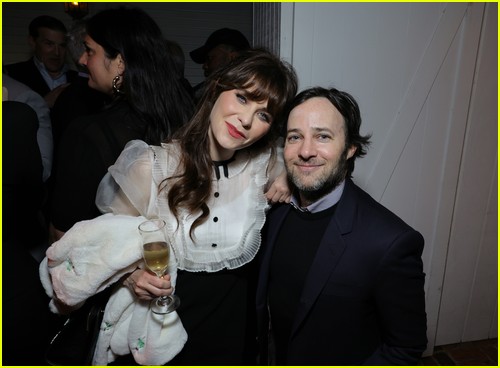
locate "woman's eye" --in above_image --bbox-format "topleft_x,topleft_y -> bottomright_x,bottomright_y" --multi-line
236,93 -> 247,103
287,135 -> 300,142
257,111 -> 271,123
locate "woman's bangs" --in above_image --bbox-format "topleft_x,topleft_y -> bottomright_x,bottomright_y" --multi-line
243,76 -> 283,119
219,64 -> 287,121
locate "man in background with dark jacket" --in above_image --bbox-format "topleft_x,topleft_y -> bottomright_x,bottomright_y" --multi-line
5,15 -> 77,108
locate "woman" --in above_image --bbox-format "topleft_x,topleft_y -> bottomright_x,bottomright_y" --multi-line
49,7 -> 194,241
43,48 -> 297,365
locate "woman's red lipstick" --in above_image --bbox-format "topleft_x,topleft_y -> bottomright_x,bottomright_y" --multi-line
226,122 -> 246,139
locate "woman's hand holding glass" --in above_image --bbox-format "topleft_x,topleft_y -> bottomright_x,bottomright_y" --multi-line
124,269 -> 173,301
137,218 -> 180,314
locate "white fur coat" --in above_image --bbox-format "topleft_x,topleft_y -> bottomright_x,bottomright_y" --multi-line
39,214 -> 187,365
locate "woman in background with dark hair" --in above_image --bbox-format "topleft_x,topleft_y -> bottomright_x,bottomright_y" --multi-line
49,7 -> 195,242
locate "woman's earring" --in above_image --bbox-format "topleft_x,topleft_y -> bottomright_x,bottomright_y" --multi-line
112,75 -> 123,95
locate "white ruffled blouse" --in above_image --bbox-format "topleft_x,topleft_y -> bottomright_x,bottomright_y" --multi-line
96,139 -> 282,272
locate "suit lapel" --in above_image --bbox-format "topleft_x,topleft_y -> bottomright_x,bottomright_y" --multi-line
290,179 -> 358,337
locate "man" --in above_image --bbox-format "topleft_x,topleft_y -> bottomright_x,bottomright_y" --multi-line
5,15 -> 77,108
189,28 -> 250,101
3,74 -> 53,182
256,87 -> 427,365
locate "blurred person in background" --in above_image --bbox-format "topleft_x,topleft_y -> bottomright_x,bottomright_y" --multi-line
4,15 -> 78,108
189,28 -> 250,102
49,7 -> 195,243
51,19 -> 109,151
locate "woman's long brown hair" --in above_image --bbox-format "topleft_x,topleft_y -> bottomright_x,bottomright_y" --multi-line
161,48 -> 298,239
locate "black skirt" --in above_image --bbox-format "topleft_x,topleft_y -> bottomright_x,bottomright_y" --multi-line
110,260 -> 258,366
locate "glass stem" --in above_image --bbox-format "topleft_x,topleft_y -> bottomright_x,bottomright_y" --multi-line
158,295 -> 169,306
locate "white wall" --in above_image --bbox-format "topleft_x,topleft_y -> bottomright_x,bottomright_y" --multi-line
2,2 -> 253,86
435,3 -> 498,344
281,2 -> 497,353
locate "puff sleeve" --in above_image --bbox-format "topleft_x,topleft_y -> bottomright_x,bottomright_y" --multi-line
96,140 -> 158,218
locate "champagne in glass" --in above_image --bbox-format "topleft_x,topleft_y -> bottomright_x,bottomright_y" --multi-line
138,219 -> 180,314
143,241 -> 169,277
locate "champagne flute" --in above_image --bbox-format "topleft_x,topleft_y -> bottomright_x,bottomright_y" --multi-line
138,218 -> 180,314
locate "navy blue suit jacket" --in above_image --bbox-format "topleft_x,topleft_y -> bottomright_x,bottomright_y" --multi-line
256,178 -> 427,365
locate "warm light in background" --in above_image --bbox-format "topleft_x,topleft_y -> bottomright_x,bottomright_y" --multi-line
64,2 -> 89,20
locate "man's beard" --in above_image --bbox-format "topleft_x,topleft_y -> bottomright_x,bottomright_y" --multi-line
287,148 -> 350,205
